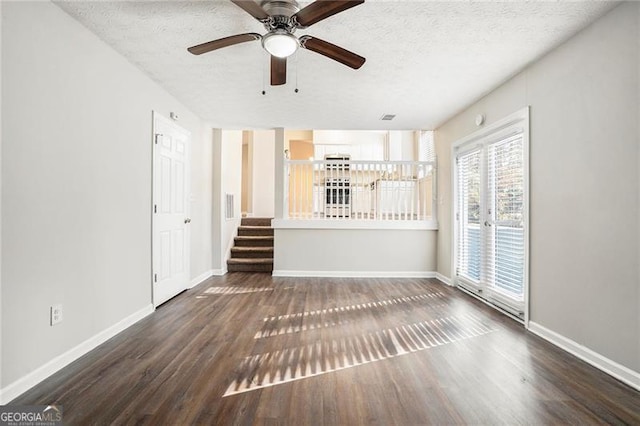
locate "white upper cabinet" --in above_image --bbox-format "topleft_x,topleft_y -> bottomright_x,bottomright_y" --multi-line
313,144 -> 325,160
313,130 -> 385,161
387,131 -> 416,161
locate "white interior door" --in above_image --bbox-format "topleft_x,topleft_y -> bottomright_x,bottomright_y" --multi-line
152,113 -> 191,307
454,109 -> 529,320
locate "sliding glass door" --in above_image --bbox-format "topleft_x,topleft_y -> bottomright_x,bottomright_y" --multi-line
454,109 -> 528,319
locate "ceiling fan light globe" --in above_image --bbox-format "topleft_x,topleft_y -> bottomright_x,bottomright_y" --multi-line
262,32 -> 298,58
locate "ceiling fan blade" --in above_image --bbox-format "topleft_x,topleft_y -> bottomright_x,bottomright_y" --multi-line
271,56 -> 287,86
231,0 -> 270,21
299,36 -> 365,69
187,33 -> 261,55
293,0 -> 364,28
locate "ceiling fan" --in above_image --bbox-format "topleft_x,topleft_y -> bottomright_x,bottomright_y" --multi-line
188,0 -> 366,86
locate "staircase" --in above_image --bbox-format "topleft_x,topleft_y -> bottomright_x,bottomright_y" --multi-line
227,217 -> 274,273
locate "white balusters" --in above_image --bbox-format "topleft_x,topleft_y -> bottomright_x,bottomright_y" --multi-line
285,160 -> 435,222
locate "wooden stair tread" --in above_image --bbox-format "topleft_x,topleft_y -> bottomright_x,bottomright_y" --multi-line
237,226 -> 274,237
235,236 -> 273,240
241,217 -> 272,226
227,258 -> 273,264
230,246 -> 274,259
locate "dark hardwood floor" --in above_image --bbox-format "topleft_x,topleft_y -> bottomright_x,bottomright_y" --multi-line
12,274 -> 640,425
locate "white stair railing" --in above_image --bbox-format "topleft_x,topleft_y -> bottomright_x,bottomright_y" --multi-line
285,160 -> 436,221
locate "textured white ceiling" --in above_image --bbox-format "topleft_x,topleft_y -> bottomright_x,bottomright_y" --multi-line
54,0 -> 616,130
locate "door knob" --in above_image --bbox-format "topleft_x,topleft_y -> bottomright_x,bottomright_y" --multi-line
184,218 -> 191,224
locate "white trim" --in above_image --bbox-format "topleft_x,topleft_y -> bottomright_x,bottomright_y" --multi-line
457,285 -> 524,325
452,108 -> 529,148
528,321 -> 640,392
211,268 -> 227,276
522,107 -> 530,326
273,270 -> 436,278
272,219 -> 438,231
190,270 -> 214,288
0,304 -> 154,404
152,112 -> 192,308
435,273 -> 452,286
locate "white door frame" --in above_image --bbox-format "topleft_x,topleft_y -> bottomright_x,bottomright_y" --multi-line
451,107 -> 530,325
151,111 -> 191,307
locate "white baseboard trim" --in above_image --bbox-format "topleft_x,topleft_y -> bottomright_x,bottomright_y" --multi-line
272,270 -> 436,278
213,268 -> 227,276
190,270 -> 214,288
0,304 -> 154,404
528,321 -> 640,392
435,273 -> 452,286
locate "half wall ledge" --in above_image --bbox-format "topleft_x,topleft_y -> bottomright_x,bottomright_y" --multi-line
272,219 -> 438,230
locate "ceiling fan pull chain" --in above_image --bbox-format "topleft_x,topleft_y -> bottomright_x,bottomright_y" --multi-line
261,50 -> 266,95
294,50 -> 299,93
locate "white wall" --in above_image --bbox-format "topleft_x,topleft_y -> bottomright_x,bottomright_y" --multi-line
190,126 -> 215,283
220,131 -> 243,264
251,130 -> 275,218
211,130 -> 223,271
637,1 -> 640,368
1,1 -> 213,398
436,2 -> 639,373
274,229 -> 437,276
0,0 -> 4,394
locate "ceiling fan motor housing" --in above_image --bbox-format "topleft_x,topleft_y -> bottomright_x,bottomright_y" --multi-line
261,0 -> 300,19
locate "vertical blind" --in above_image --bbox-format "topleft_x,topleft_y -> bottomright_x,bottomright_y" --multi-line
225,193 -> 235,219
456,148 -> 482,282
418,131 -> 436,162
486,134 -> 525,299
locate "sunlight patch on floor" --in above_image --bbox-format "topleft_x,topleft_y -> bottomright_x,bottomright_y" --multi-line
224,313 -> 496,397
255,292 -> 447,338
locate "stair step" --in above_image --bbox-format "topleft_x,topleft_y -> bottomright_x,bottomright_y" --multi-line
228,258 -> 273,264
227,258 -> 273,273
241,217 -> 272,227
237,226 -> 274,237
234,236 -> 274,247
231,247 -> 274,259
229,218 -> 274,272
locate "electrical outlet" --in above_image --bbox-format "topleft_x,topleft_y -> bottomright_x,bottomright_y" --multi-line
50,304 -> 63,326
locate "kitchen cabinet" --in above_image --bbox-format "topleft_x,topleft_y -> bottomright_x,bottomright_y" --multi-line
313,143 -> 384,161
356,143 -> 384,161
387,131 -> 416,161
313,144 -> 325,160
315,144 -> 350,159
